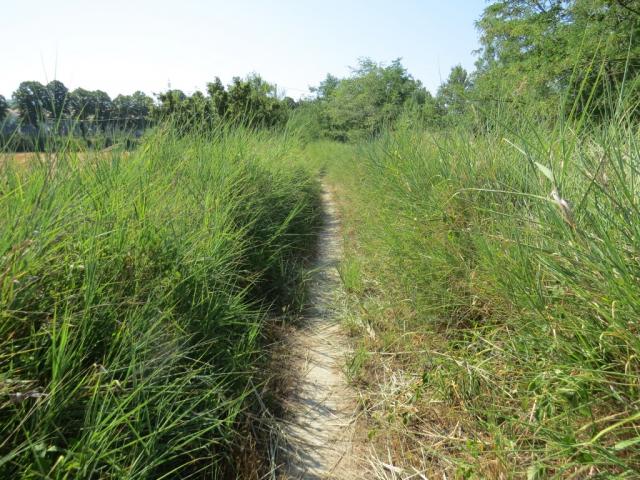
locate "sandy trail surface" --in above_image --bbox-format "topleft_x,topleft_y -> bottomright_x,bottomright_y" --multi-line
280,183 -> 358,479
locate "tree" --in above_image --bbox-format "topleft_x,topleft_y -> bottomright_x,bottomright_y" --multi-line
155,89 -> 187,117
225,74 -> 287,128
45,80 -> 69,120
437,65 -> 472,119
13,81 -> 48,127
93,90 -> 114,125
316,58 -> 424,140
69,88 -> 113,136
206,77 -> 229,117
474,0 -> 640,116
69,88 -> 96,119
0,95 -> 7,123
154,89 -> 215,132
311,74 -> 340,100
113,91 -> 153,129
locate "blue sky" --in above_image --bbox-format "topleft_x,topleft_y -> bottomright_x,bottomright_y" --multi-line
1,0 -> 488,100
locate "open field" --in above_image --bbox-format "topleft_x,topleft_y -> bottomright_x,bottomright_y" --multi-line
0,152 -> 39,164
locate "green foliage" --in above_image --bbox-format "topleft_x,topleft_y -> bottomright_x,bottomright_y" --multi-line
308,110 -> 640,475
206,77 -> 229,117
474,0 -> 640,116
310,73 -> 340,100
156,75 -> 292,131
44,80 -> 69,120
436,65 -> 473,122
0,95 -> 8,122
225,74 -> 289,127
69,88 -> 113,122
155,88 -> 187,116
13,81 -> 48,127
0,125 -> 320,478
4,72 -> 299,151
112,91 -> 153,129
306,58 -> 428,141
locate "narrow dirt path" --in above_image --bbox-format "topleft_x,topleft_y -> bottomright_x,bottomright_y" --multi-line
279,182 -> 358,479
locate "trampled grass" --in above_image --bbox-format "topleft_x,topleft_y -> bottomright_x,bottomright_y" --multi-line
0,125 -> 320,478
306,118 -> 640,477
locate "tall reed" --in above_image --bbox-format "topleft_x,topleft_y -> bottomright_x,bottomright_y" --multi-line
0,124 -> 320,478
309,114 -> 640,477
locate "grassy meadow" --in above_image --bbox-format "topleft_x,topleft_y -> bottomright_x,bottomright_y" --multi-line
303,113 -> 640,477
0,125 -> 320,478
3,2 -> 640,477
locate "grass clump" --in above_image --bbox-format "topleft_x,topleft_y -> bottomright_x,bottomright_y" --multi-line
307,117 -> 640,477
0,126 -> 320,479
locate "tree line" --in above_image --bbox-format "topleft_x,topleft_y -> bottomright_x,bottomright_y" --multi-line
0,74 -> 296,150
2,0 -> 637,149
297,0 -> 640,140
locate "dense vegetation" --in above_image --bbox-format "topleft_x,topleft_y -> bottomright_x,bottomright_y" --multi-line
307,116 -> 640,477
0,75 -> 295,151
296,1 -> 640,477
2,0 -> 640,478
0,127 -> 319,478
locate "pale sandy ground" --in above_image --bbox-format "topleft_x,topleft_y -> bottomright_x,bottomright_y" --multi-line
279,183 -> 360,479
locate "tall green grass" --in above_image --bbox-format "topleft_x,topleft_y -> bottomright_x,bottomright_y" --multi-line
0,125 -> 320,478
308,117 -> 640,477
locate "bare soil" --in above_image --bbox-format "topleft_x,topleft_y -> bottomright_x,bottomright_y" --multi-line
278,183 -> 359,479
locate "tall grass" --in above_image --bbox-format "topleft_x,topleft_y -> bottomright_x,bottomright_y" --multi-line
0,125 -> 320,478
308,116 -> 640,477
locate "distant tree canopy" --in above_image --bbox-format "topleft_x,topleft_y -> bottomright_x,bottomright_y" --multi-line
13,81 -> 48,127
68,88 -> 113,123
4,0 -> 639,146
46,80 -> 69,120
5,73 -> 293,140
226,74 -> 290,127
437,65 -> 473,121
0,95 -> 7,122
112,91 -> 154,129
155,74 -> 292,130
302,58 -> 430,141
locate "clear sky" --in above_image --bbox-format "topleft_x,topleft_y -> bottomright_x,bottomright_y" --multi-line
2,0 -> 488,100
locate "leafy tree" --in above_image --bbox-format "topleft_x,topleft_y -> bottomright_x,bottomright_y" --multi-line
13,81 -> 48,127
155,89 -> 215,132
182,91 -> 215,130
225,74 -> 287,128
156,89 -> 187,117
69,88 -> 95,138
474,0 -> 640,116
151,76 -> 292,132
69,88 -> 113,136
311,74 -> 340,100
113,91 -> 153,129
69,88 -> 96,119
0,95 -> 7,122
317,58 -> 424,140
206,77 -> 229,117
437,65 -> 473,120
45,80 -> 69,120
92,90 -> 114,125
